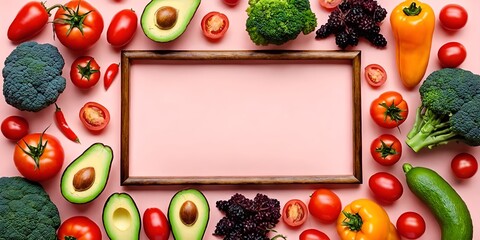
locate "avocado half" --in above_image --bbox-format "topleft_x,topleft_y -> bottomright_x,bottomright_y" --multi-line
103,193 -> 141,240
60,143 -> 113,204
168,189 -> 210,240
141,0 -> 201,42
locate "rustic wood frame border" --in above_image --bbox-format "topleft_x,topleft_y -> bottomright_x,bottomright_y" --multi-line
120,50 -> 362,185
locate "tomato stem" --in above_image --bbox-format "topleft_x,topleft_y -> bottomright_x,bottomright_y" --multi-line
376,140 -> 398,159
17,127 -> 50,169
55,3 -> 93,36
77,60 -> 99,81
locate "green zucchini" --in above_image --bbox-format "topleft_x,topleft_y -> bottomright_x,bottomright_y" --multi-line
403,163 -> 472,240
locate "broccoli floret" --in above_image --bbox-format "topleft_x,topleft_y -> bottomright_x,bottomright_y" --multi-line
406,68 -> 480,152
0,177 -> 60,240
3,41 -> 66,112
246,0 -> 317,45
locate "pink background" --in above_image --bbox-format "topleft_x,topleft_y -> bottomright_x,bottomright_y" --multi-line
1,0 -> 479,239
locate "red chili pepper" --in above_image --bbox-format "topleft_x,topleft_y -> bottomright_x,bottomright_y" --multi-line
54,103 -> 80,143
104,63 -> 119,90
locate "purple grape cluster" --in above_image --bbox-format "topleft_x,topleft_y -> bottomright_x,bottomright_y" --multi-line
315,0 -> 388,49
214,193 -> 281,239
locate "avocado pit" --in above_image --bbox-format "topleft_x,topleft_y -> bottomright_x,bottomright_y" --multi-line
155,6 -> 178,30
73,167 -> 95,191
180,200 -> 198,226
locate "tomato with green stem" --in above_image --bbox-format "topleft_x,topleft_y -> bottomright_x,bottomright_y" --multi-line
1,116 -> 29,141
70,56 -> 101,89
370,91 -> 408,129
370,134 -> 402,166
57,216 -> 102,240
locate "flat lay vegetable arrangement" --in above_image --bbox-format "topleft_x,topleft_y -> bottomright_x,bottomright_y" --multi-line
0,0 -> 479,239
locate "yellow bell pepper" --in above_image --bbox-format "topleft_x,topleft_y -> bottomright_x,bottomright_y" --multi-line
336,199 -> 399,240
390,0 -> 435,89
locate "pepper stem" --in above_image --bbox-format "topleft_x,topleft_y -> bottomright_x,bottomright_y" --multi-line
341,211 -> 363,231
403,2 -> 422,16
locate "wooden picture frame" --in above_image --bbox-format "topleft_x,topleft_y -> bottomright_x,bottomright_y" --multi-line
120,50 -> 362,185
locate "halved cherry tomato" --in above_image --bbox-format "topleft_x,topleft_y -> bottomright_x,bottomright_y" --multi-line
282,199 -> 308,227
370,91 -> 408,129
308,189 -> 342,223
201,11 -> 229,41
365,64 -> 387,87
79,102 -> 110,133
1,116 -> 29,141
319,0 -> 342,9
368,172 -> 403,203
370,134 -> 402,166
439,4 -> 468,30
437,42 -> 467,68
396,212 -> 426,239
104,63 -> 119,90
143,208 -> 170,240
70,56 -> 101,89
451,153 -> 478,179
300,229 -> 330,240
107,9 -> 138,48
57,216 -> 102,240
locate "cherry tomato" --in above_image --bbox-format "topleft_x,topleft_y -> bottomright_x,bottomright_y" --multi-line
79,102 -> 110,133
439,4 -> 468,30
222,0 -> 240,6
282,199 -> 308,227
53,0 -> 104,50
104,63 -> 120,90
451,153 -> 478,179
364,64 -> 387,87
308,189 -> 342,223
437,42 -> 467,68
7,2 -> 59,42
318,0 -> 342,9
70,56 -> 101,89
14,129 -> 64,181
370,134 -> 402,166
299,229 -> 330,240
107,9 -> 138,48
368,172 -> 403,203
370,91 -> 408,129
396,212 -> 426,239
1,116 -> 29,141
143,208 -> 170,240
201,12 -> 229,41
57,216 -> 102,240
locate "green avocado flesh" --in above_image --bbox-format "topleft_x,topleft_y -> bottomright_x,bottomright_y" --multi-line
141,0 -> 201,42
168,189 -> 210,240
103,193 -> 141,240
60,143 -> 113,204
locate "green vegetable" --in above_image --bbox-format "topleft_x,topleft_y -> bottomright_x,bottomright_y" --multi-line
0,177 -> 61,239
405,68 -> 480,152
2,41 -> 66,112
403,163 -> 473,240
246,0 -> 317,45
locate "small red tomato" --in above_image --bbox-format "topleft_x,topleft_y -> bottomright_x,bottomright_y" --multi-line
1,116 -> 29,141
143,208 -> 170,240
318,0 -> 342,9
451,153 -> 478,179
8,2 -> 52,42
104,63 -> 119,90
364,64 -> 387,87
437,42 -> 467,68
299,229 -> 330,240
308,189 -> 342,223
107,9 -> 138,47
282,199 -> 308,227
368,172 -> 403,203
439,4 -> 468,30
70,56 -> 101,89
79,102 -> 110,133
396,212 -> 426,239
370,134 -> 402,166
57,216 -> 102,240
201,12 -> 229,41
222,0 -> 239,6
370,91 -> 408,129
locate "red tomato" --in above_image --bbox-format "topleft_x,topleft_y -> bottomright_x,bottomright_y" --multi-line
439,4 -> 468,30
57,216 -> 102,240
70,56 -> 101,89
104,63 -> 120,90
14,130 -> 64,181
370,134 -> 402,166
79,102 -> 110,133
282,199 -> 308,227
319,0 -> 342,9
201,12 -> 229,41
7,2 -> 55,42
222,0 -> 240,6
299,229 -> 330,240
396,212 -> 426,239
1,116 -> 29,141
107,9 -> 138,48
368,172 -> 403,203
53,0 -> 104,50
451,153 -> 478,179
308,189 -> 342,223
143,208 -> 170,240
364,64 -> 387,87
370,91 -> 408,129
437,42 -> 467,68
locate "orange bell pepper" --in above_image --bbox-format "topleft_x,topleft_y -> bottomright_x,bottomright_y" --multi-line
336,199 -> 399,240
390,0 -> 435,89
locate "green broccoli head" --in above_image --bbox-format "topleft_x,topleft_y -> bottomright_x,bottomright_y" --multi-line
0,177 -> 60,239
246,0 -> 317,45
3,41 -> 66,112
451,95 -> 480,146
